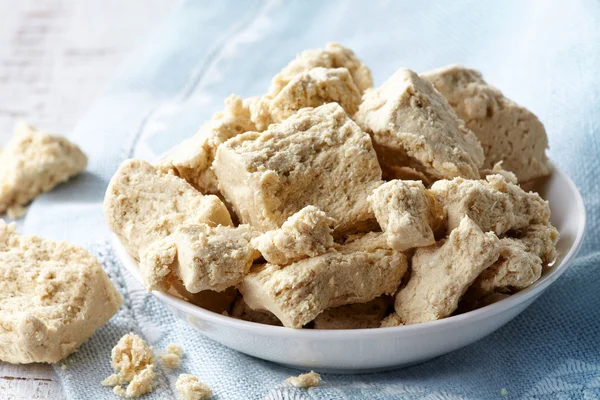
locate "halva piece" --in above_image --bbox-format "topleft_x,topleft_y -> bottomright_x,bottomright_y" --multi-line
422,65 -> 552,182
140,223 -> 258,293
430,174 -> 550,235
465,223 -> 559,301
354,68 -> 484,180
251,205 -> 335,265
213,103 -> 382,234
0,221 -> 121,364
467,238 -> 543,299
250,67 -> 362,131
101,333 -> 155,398
269,42 -> 372,96
104,159 -> 232,260
239,247 -> 407,328
514,223 -> 559,264
0,122 -> 87,215
285,371 -> 321,388
176,374 -> 212,400
394,216 -> 500,324
369,180 -> 444,250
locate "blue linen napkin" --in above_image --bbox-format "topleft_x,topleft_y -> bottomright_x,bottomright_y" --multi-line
19,0 -> 600,398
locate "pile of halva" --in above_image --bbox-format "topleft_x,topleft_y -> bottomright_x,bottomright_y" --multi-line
105,43 -> 558,329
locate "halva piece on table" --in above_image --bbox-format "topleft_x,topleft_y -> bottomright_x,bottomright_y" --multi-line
285,371 -> 321,389
313,297 -> 390,330
430,174 -> 550,235
250,67 -> 362,131
0,221 -> 121,364
354,68 -> 484,180
369,180 -> 444,251
104,159 -> 232,260
394,216 -> 500,324
140,223 -> 259,293
102,333 -> 155,398
176,374 -> 213,400
213,102 -> 382,234
422,65 -> 552,182
157,95 -> 255,194
0,122 -> 87,216
251,205 -> 335,265
269,42 -> 373,96
239,245 -> 407,328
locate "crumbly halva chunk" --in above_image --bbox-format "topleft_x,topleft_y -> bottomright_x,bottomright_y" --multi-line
250,67 -> 362,131
0,122 -> 87,215
176,374 -> 212,400
422,65 -> 552,182
102,333 -> 155,398
0,221 -> 121,364
157,95 -> 255,194
231,297 -> 282,326
269,42 -> 372,96
213,103 -> 382,234
513,223 -> 559,264
380,313 -> 404,328
251,205 -> 335,265
239,246 -> 407,328
285,371 -> 321,388
467,238 -> 543,300
140,223 -> 259,293
104,159 -> 232,260
430,174 -> 550,235
354,68 -> 484,180
369,180 -> 444,251
313,297 -> 389,330
395,216 -> 500,324
465,223 -> 559,301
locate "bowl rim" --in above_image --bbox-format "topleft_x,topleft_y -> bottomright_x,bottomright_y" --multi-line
114,164 -> 586,339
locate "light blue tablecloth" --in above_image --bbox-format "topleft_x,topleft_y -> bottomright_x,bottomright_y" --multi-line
20,1 -> 600,398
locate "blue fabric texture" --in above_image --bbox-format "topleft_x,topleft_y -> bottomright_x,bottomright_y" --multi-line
17,1 -> 600,398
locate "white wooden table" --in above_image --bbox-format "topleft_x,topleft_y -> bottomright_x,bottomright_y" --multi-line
0,1 -> 176,398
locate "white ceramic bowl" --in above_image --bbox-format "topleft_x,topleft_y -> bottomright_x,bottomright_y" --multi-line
114,165 -> 585,373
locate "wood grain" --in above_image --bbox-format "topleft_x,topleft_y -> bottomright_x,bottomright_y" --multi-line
0,0 -> 176,398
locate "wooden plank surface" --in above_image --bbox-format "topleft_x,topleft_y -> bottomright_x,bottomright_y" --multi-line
0,0 -> 176,398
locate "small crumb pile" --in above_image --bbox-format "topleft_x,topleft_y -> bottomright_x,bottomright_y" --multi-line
159,343 -> 184,369
285,371 -> 321,388
102,333 -> 156,398
176,374 -> 213,400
